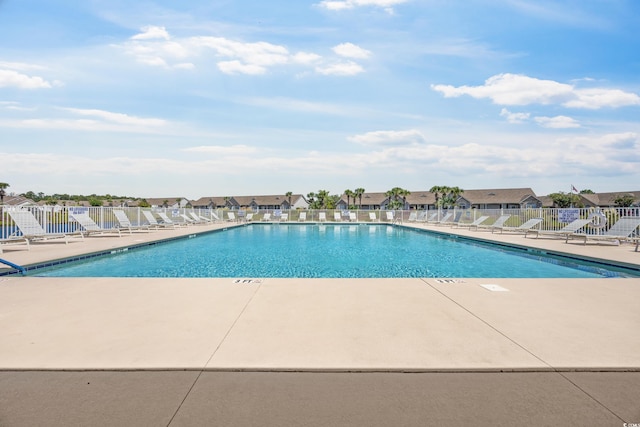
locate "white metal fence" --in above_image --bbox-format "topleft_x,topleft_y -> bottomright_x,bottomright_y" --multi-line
1,205 -> 639,240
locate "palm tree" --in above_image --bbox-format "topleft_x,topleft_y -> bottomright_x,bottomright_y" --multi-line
307,192 -> 316,208
429,185 -> 446,208
285,191 -> 293,208
344,189 -> 355,209
445,186 -> 464,208
354,187 -> 365,208
385,187 -> 410,210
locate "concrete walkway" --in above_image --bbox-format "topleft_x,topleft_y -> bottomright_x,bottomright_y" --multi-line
1,221 -> 639,426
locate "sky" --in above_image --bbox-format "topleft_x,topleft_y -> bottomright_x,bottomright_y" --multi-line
1,0 -> 639,200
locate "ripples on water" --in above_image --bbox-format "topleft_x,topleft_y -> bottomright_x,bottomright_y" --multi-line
36,224 -> 634,278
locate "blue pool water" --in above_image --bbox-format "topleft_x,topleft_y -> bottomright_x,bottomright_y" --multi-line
33,224 -> 638,278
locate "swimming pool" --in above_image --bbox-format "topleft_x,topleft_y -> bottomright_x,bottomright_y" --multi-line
32,224 -> 639,278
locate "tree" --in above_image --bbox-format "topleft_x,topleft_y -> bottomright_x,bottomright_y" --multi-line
429,185 -> 446,207
285,191 -> 293,208
548,192 -> 581,208
614,194 -> 635,207
344,189 -> 355,209
443,186 -> 464,208
306,192 -> 316,208
88,197 -> 102,207
385,187 -> 410,210
0,182 -> 8,204
579,189 -> 595,194
354,187 -> 365,208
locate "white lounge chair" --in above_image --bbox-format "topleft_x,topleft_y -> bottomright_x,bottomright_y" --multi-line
190,212 -> 210,223
113,210 -> 150,233
502,217 -> 544,236
142,211 -> 173,229
157,212 -> 186,228
528,219 -> 592,243
262,213 -> 272,222
227,212 -> 237,222
70,212 -> 122,237
455,215 -> 490,230
407,212 -> 418,222
426,212 -> 440,223
349,212 -> 357,222
245,213 -> 254,222
369,212 -> 377,222
385,211 -> 394,222
334,212 -> 342,222
578,217 -> 640,246
299,212 -> 307,222
477,214 -> 511,233
2,210 -> 77,253
318,212 -> 326,222
280,213 -> 288,222
435,212 -> 454,226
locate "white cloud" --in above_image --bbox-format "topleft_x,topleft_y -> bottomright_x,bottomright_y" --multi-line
500,108 -> 530,124
316,61 -> 364,76
348,129 -> 426,146
63,108 -> 167,126
317,0 -> 408,13
332,43 -> 372,59
131,25 -> 170,41
121,27 -> 366,76
183,145 -> 258,155
217,60 -> 266,75
534,115 -> 580,129
0,69 -> 53,89
567,88 -> 640,109
432,73 -> 640,109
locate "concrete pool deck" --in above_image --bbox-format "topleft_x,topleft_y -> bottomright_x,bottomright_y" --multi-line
1,221 -> 639,425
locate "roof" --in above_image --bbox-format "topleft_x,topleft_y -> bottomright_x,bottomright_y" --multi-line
233,194 -> 299,206
458,188 -> 538,205
142,197 -> 189,206
191,196 -> 232,206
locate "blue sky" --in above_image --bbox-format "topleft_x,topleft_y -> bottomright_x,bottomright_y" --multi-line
1,0 -> 639,199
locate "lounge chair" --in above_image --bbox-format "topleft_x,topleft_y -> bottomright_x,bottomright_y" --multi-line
211,212 -> 221,222
426,212 -> 440,223
70,212 -> 122,237
349,212 -> 357,222
369,212 -> 377,222
113,210 -> 150,233
156,212 -> 186,228
454,215 -> 490,230
190,212 -> 210,223
262,213 -> 272,222
2,210 -> 77,252
385,211 -> 394,222
435,212 -> 454,226
501,217 -> 544,236
318,212 -> 326,222
226,212 -> 237,222
280,213 -> 288,222
416,211 -> 427,222
528,219 -> 592,243
477,214 -> 511,233
578,217 -> 640,246
142,211 -> 173,229
180,214 -> 197,225
245,213 -> 254,222
299,212 -> 307,222
407,212 -> 418,222
334,212 -> 342,222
